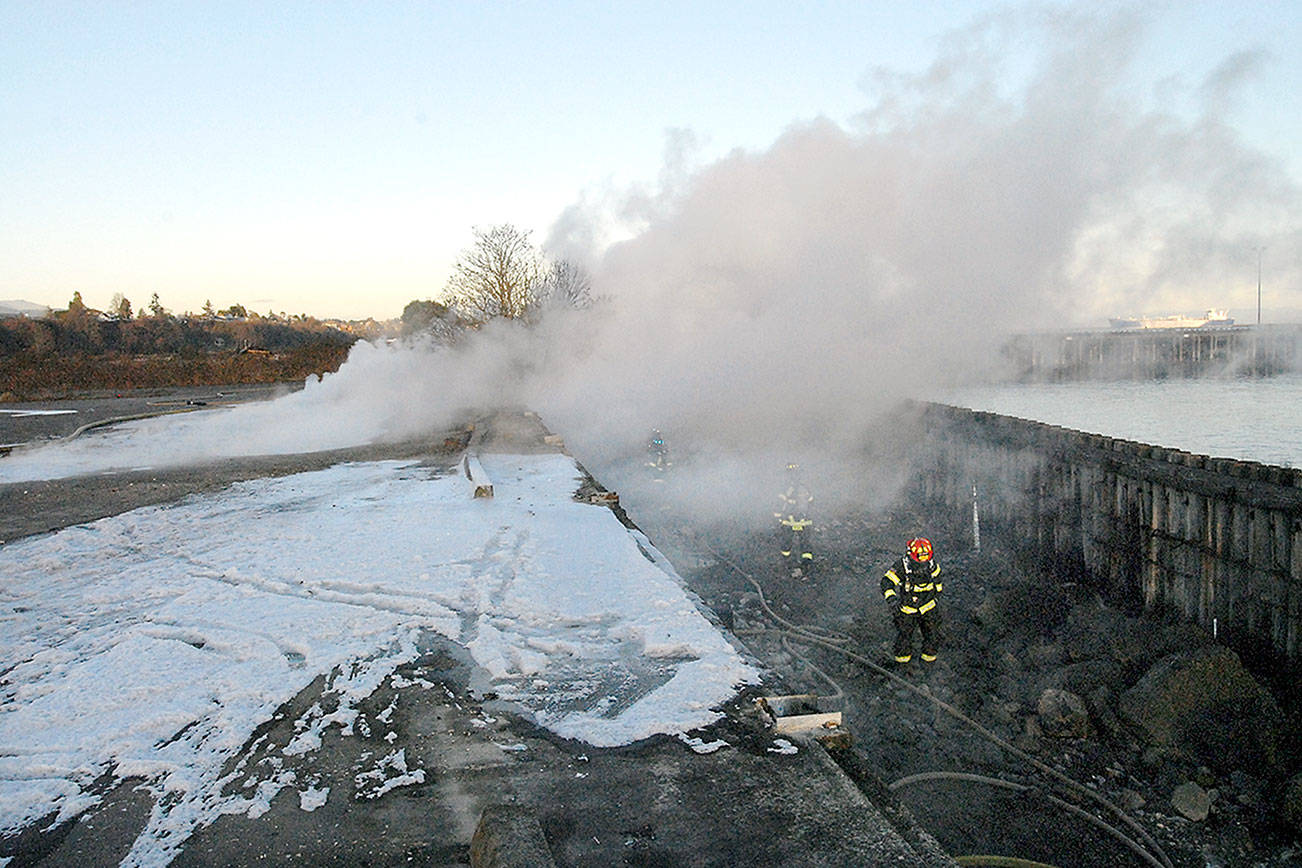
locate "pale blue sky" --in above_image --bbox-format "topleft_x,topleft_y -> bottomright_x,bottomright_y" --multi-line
2,0 -> 1298,320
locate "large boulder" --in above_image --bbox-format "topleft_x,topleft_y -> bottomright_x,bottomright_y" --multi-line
1036,659 -> 1123,698
1118,646 -> 1282,776
1037,688 -> 1093,739
1281,773 -> 1302,839
1062,602 -> 1209,675
1085,686 -> 1128,745
974,584 -> 1072,638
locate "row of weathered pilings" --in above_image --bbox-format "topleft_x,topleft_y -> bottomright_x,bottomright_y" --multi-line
914,403 -> 1301,673
1002,324 -> 1300,381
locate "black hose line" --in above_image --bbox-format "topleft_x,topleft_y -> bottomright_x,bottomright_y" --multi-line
694,536 -> 1174,868
891,772 -> 1165,868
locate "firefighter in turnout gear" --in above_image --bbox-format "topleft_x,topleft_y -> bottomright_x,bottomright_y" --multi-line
646,430 -> 670,478
776,463 -> 814,578
881,537 -> 943,663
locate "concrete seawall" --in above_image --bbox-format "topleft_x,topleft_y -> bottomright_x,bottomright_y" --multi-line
915,403 -> 1301,671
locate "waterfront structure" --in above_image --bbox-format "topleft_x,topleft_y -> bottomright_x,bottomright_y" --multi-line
1003,324 -> 1300,381
1108,309 -> 1234,329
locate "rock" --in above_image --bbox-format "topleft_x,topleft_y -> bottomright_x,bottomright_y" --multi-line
1118,646 -> 1282,775
1062,602 -> 1210,676
981,694 -> 1016,727
1027,642 -> 1065,668
1282,773 -> 1302,838
1036,659 -> 1122,697
997,650 -> 1022,674
1228,770 -> 1263,808
1036,688 -> 1093,739
995,674 -> 1025,704
1085,686 -> 1126,744
470,804 -> 555,868
1172,781 -> 1212,821
975,584 -> 1071,638
1062,602 -> 1127,661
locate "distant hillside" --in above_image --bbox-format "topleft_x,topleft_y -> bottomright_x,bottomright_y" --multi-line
0,312 -> 358,400
0,299 -> 52,318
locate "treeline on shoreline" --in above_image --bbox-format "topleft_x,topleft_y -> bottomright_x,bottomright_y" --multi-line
0,312 -> 357,401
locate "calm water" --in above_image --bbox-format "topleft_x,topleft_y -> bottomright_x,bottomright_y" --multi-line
942,373 -> 1302,468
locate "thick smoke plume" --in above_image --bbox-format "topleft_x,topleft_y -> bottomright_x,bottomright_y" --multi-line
531,6 -> 1300,524
6,7 -> 1298,531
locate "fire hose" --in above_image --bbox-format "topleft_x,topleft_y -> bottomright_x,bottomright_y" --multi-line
696,537 -> 1173,868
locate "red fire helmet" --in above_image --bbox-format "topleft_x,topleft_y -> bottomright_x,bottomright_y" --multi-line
906,537 -> 934,562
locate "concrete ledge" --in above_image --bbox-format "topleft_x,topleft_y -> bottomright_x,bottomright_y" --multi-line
463,421 -> 494,497
470,805 -> 555,868
464,452 -> 494,498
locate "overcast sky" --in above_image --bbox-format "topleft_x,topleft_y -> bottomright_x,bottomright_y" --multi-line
2,0 -> 1298,321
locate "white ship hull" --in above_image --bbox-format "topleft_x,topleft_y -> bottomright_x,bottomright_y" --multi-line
1109,309 -> 1233,329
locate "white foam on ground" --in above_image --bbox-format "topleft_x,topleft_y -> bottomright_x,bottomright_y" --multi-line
0,453 -> 759,865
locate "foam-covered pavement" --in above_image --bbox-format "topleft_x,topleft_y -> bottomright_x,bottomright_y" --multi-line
0,406 -> 954,866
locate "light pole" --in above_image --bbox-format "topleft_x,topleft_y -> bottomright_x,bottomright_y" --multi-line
1255,246 -> 1265,326
1255,245 -> 1265,327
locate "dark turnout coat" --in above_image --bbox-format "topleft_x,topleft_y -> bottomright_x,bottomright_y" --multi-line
881,555 -> 942,615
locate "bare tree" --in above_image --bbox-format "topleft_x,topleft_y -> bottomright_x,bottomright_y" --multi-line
442,224 -> 542,324
400,298 -> 463,343
535,259 -> 594,311
109,293 -> 133,320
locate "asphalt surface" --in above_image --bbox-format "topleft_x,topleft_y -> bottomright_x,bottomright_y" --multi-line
0,402 -> 956,867
0,384 -> 293,451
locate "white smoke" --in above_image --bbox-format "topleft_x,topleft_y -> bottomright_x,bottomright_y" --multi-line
6,5 -> 1298,528
527,5 -> 1299,522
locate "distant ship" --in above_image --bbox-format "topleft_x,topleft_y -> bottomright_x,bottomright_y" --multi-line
1108,309 -> 1234,329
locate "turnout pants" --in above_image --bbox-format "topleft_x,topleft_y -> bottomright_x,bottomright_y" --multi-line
891,607 -> 941,662
780,525 -> 813,562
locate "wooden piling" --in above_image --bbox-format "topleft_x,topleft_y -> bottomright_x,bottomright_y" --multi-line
920,403 -> 1302,671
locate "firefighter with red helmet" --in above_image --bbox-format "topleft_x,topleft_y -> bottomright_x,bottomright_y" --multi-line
881,537 -> 943,664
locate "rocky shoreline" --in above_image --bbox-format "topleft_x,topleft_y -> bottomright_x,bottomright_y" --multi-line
664,510 -> 1302,867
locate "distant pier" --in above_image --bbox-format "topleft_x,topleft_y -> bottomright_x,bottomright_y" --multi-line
1003,324 -> 1301,381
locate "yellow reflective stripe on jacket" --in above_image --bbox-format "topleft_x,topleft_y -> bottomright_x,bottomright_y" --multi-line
900,599 -> 937,615
884,570 -> 901,587
884,588 -> 897,599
